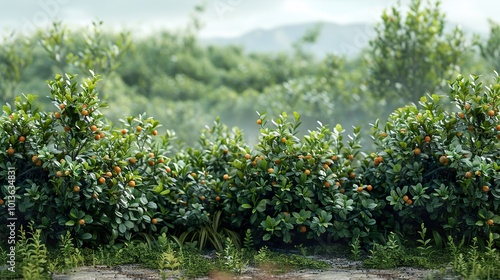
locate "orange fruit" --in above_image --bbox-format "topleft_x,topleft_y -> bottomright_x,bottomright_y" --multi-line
200,195 -> 206,201
336,182 -> 341,187
268,168 -> 274,174
465,171 -> 472,179
323,164 -> 329,170
406,199 -> 413,205
424,135 -> 431,143
90,125 -> 97,132
121,129 -> 127,135
223,174 -> 229,180
377,156 -> 383,163
357,186 -> 363,192
148,152 -> 154,158
349,172 -> 356,179
158,158 -> 165,164
73,186 -> 80,192
136,126 -> 142,132
78,219 -> 85,225
305,154 -> 312,160
496,125 -> 500,131
56,171 -> 63,177
81,109 -> 89,116
128,180 -> 136,187
458,112 -> 465,119
403,195 -> 409,202
348,154 -> 354,160
65,170 -> 70,176
324,181 -> 331,188
165,166 -> 171,173
114,166 -> 121,174
400,129 -> 406,134
331,155 -> 338,161
439,155 -> 449,166
54,112 -> 61,118
105,171 -> 112,177
129,157 -> 137,164
275,159 -> 281,165
482,186 -> 490,193
94,134 -> 101,140
215,196 -> 221,202
151,218 -> 158,224
98,177 -> 106,184
7,147 -> 14,155
152,130 -> 158,136
92,193 -> 98,199
487,219 -> 494,226
380,132 -> 388,138
339,188 -> 345,193
281,137 -> 286,143
414,148 -> 421,155
0,199 -> 4,205
464,103 -> 471,110
100,132 -> 105,139
366,185 -> 373,191
223,149 -> 228,155
32,155 -> 39,163
304,169 -> 311,175
488,110 -> 495,117
245,153 -> 251,160
18,135 -> 26,143
148,160 -> 155,166
256,119 -> 262,125
374,158 -> 380,166
64,126 -> 71,132
300,225 -> 307,233
59,103 -> 66,110
475,170 -> 482,176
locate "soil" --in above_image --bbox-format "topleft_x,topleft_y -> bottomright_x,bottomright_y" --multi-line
52,257 -> 441,280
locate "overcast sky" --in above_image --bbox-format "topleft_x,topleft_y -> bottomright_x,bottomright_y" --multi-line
0,0 -> 499,38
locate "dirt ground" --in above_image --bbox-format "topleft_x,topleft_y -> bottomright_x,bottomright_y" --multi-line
52,257 -> 442,280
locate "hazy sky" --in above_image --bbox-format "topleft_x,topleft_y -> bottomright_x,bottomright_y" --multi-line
0,0 -> 499,38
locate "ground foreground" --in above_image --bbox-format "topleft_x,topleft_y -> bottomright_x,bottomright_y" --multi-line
52,258 -> 441,280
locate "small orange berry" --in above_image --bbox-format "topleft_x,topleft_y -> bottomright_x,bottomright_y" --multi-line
73,186 -> 80,192
366,185 -> 373,191
256,119 -> 262,125
90,125 -> 98,132
78,219 -> 85,225
482,186 -> 490,193
7,147 -> 14,155
152,130 -> 158,136
128,181 -> 136,187
81,109 -> 89,116
223,174 -> 229,180
487,219 -> 494,226
98,177 -> 106,184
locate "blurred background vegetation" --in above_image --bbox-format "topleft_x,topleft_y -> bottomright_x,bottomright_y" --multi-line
0,0 -> 499,147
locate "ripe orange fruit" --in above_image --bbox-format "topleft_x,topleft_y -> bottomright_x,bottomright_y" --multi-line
7,147 -> 14,155
366,185 -> 373,191
158,158 -> 165,164
223,149 -> 228,155
482,186 -> 490,193
304,169 -> 311,175
56,171 -> 63,177
100,132 -> 105,139
151,218 -> 158,224
403,195 -> 409,202
114,166 -> 121,174
380,132 -> 388,138
200,195 -> 206,201
305,154 -> 312,160
256,119 -> 262,125
81,109 -> 89,116
0,199 -> 5,205
136,126 -> 142,132
374,158 -> 380,166
98,177 -> 106,184
323,164 -> 329,170
475,171 -> 482,176
128,180 -> 136,187
18,135 -> 26,143
300,226 -> 307,233
339,188 -> 345,193
424,135 -> 431,143
148,152 -> 154,158
464,103 -> 471,110
165,166 -> 171,173
281,137 -> 286,143
456,132 -> 463,137
406,199 -> 413,205
78,219 -> 85,225
65,170 -> 70,176
64,126 -> 71,132
413,148 -> 421,155
32,155 -> 39,163
331,155 -> 338,161
245,153 -> 251,160
54,112 -> 61,118
121,129 -> 127,135
90,125 -> 97,132
348,154 -> 354,160
92,193 -> 98,199
497,125 -> 500,131
465,171 -> 472,179
223,174 -> 229,180
377,156 -> 383,163
349,172 -> 356,179
94,134 -> 101,140
488,110 -> 495,117
324,181 -> 331,188
458,112 -> 465,119
357,186 -> 363,192
439,155 -> 449,166
275,159 -> 281,165
59,103 -> 66,110
268,168 -> 274,174
148,160 -> 155,166
215,196 -> 221,202
105,171 -> 112,177
129,157 -> 137,164
487,219 -> 494,226
152,130 -> 158,136
73,186 -> 80,192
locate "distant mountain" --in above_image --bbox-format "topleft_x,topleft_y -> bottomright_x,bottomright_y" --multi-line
200,21 -> 485,58
201,21 -> 375,58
